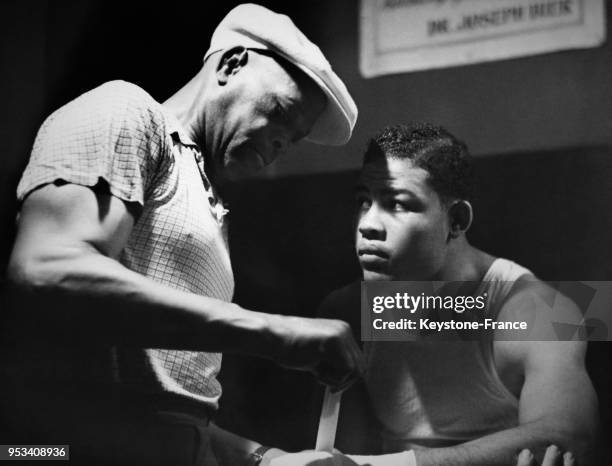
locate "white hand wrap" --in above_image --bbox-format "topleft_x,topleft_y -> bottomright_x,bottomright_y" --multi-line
347,450 -> 417,466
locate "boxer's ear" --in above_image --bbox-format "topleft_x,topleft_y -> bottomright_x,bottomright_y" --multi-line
448,200 -> 473,239
217,47 -> 249,85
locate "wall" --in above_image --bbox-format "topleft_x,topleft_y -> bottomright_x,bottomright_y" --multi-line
2,1 -> 611,180
267,0 -> 612,176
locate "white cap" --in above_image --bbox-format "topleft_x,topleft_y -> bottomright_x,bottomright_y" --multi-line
204,3 -> 358,146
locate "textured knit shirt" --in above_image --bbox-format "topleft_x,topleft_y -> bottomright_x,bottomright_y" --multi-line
17,80 -> 234,410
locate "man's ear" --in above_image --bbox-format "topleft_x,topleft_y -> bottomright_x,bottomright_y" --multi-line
448,200 -> 473,239
217,47 -> 249,85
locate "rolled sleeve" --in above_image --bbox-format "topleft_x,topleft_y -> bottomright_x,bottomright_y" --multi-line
17,81 -> 168,206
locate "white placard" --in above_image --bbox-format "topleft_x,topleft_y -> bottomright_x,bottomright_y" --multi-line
360,0 -> 606,77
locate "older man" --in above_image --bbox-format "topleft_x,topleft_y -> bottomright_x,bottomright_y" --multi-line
4,4 -> 361,465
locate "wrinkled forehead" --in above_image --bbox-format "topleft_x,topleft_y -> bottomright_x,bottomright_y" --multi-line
252,62 -> 323,145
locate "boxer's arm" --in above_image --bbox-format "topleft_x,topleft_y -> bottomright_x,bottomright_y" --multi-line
412,283 -> 598,466
317,282 -> 596,465
413,348 -> 596,465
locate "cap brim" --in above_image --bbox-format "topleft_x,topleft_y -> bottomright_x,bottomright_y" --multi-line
293,64 -> 353,146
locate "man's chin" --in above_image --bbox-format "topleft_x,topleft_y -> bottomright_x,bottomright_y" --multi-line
223,145 -> 267,180
362,269 -> 393,281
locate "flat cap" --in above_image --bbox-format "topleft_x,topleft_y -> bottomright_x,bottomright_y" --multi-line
205,3 -> 358,146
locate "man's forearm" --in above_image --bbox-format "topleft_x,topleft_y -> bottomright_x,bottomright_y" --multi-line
413,421 -> 591,466
5,248 -> 277,355
209,423 -> 260,466
209,423 -> 286,466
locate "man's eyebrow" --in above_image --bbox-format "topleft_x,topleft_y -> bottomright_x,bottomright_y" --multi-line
380,187 -> 417,197
354,185 -> 416,196
274,96 -> 291,119
276,96 -> 308,143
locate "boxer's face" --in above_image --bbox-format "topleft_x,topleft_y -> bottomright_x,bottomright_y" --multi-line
355,157 -> 450,281
209,49 -> 325,181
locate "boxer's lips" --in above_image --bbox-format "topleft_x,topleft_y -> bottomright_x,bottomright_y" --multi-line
357,246 -> 389,259
357,247 -> 389,269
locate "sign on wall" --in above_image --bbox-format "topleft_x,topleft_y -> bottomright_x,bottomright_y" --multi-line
359,0 -> 606,77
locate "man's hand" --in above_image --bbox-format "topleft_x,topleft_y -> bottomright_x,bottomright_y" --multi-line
517,445 -> 575,466
268,315 -> 365,391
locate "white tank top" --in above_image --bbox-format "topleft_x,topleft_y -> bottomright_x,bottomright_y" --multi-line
363,258 -> 533,450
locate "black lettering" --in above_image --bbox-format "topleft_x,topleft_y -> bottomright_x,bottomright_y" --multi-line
457,15 -> 473,31
504,7 -> 524,22
530,1 -> 573,20
560,0 -> 573,15
428,18 -> 449,36
530,3 -> 544,18
457,7 -> 525,31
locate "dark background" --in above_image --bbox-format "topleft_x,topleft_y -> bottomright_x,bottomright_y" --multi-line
2,0 -> 612,266
1,0 -> 611,462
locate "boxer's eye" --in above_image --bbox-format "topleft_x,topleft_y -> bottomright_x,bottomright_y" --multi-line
391,201 -> 406,211
355,194 -> 372,210
385,197 -> 420,212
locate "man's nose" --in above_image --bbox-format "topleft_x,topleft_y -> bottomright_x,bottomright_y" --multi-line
357,205 -> 385,240
261,135 -> 288,167
271,136 -> 288,159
